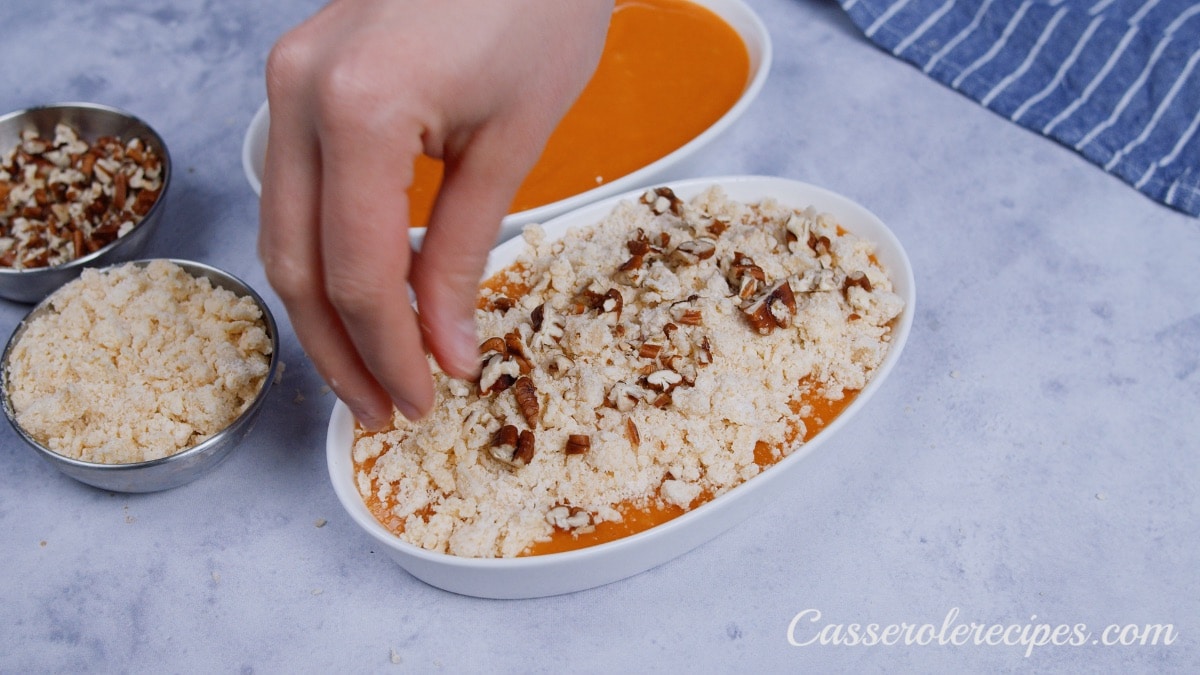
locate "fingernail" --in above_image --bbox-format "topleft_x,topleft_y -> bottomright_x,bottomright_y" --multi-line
349,395 -> 392,430
453,316 -> 479,376
393,398 -> 422,422
355,406 -> 390,431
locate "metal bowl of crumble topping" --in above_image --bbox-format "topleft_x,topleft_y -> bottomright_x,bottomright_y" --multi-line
1,258 -> 279,493
0,103 -> 172,304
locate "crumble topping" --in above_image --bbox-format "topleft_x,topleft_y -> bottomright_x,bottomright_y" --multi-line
6,260 -> 272,463
353,186 -> 904,557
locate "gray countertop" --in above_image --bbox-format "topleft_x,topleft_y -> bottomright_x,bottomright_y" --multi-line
2,0 -> 1196,671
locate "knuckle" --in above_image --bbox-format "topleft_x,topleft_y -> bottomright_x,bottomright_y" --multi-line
312,52 -> 380,121
264,35 -> 314,98
261,255 -> 312,304
324,271 -> 386,318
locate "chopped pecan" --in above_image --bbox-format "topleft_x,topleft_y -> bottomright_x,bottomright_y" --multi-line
479,354 -> 519,395
492,425 -> 536,467
698,336 -> 714,366
489,425 -> 522,466
706,217 -> 730,237
503,331 -> 532,373
0,123 -> 162,269
530,303 -> 545,332
646,369 -> 683,391
600,288 -> 623,322
808,233 -> 832,256
671,238 -> 717,265
503,331 -> 525,357
743,281 -> 797,335
515,429 -> 536,465
727,252 -> 766,300
565,434 -> 591,455
512,376 -> 540,427
609,381 -> 646,412
670,295 -> 704,326
843,272 -> 873,294
627,229 -> 652,256
641,186 -> 684,216
783,211 -> 812,246
674,308 -> 703,326
638,342 -> 664,359
615,253 -> 647,286
478,336 -> 508,357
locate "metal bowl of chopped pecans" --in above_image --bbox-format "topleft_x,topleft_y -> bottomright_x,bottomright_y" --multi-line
0,102 -> 171,304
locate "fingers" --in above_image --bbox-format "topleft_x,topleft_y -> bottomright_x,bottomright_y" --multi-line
259,30 -> 396,429
256,0 -> 615,429
316,98 -> 435,422
411,124 -> 542,380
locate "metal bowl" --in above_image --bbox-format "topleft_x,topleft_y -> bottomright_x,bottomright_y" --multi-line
0,259 -> 279,493
0,103 -> 172,304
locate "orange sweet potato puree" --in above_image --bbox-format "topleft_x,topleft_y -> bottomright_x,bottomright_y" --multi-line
522,386 -> 858,555
356,370 -> 858,556
405,0 -> 750,227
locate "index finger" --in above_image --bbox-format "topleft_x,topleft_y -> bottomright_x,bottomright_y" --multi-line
316,103 -> 436,420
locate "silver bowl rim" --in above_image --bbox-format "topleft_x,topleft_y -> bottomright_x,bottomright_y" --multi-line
0,257 -> 280,473
0,102 -> 173,276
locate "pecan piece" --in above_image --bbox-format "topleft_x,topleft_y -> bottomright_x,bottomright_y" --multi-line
479,354 -> 519,395
697,336 -> 714,366
808,233 -> 832,256
565,434 -> 591,455
670,296 -> 704,326
646,369 -> 683,391
600,288 -> 623,322
728,252 -> 766,300
641,186 -> 684,216
503,331 -> 532,373
515,429 -> 536,465
627,230 -> 652,256
843,272 -> 873,294
478,336 -> 508,357
490,425 -> 536,467
671,238 -> 717,265
513,376 -> 540,427
638,342 -> 664,360
609,381 -> 646,412
530,303 -> 545,332
674,308 -> 703,326
743,281 -> 797,335
706,217 -> 730,237
489,425 -> 520,465
783,210 -> 813,247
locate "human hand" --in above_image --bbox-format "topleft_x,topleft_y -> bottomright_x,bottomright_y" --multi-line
258,0 -> 613,428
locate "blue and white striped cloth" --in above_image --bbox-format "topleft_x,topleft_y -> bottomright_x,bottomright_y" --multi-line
840,0 -> 1200,216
